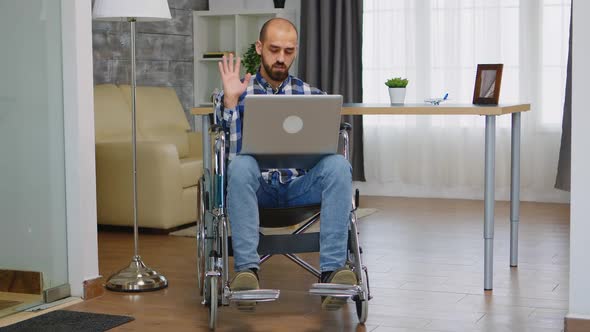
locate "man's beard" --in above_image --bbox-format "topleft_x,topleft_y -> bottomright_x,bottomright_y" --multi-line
262,60 -> 290,82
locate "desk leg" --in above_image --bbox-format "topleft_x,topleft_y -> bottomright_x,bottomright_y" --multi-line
202,115 -> 211,171
484,115 -> 496,290
510,112 -> 521,267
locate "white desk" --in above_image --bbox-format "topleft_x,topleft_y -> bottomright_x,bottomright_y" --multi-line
191,102 -> 531,290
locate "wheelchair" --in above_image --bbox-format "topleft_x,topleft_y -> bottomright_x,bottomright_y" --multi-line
196,115 -> 371,330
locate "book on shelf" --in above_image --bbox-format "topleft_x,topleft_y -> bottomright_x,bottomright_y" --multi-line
203,51 -> 235,59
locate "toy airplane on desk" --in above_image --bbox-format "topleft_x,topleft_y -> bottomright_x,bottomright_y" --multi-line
424,93 -> 448,105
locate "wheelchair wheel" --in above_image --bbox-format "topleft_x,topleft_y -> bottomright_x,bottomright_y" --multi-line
352,264 -> 369,324
197,179 -> 206,293
348,212 -> 370,324
355,267 -> 369,324
355,297 -> 368,323
208,276 -> 218,330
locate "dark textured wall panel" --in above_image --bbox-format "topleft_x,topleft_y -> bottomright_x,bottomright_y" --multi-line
92,0 -> 209,129
134,34 -> 193,61
139,9 -> 193,35
169,0 -> 206,10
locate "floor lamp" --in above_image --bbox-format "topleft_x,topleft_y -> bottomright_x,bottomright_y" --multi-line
93,0 -> 171,292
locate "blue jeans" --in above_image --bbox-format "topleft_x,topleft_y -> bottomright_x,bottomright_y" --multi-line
227,154 -> 352,273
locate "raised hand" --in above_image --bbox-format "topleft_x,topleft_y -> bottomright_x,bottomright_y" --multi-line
218,53 -> 252,109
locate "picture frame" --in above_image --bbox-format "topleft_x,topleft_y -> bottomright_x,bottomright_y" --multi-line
472,64 -> 503,105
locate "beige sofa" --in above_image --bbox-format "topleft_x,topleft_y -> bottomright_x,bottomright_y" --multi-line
94,84 -> 202,230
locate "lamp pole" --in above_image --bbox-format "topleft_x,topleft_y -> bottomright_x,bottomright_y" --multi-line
104,16 -> 168,293
130,18 -> 139,259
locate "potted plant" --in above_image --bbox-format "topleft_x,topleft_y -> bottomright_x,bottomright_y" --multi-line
385,77 -> 409,104
241,43 -> 261,75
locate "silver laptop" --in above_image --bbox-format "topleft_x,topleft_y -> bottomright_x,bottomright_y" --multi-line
240,94 -> 343,169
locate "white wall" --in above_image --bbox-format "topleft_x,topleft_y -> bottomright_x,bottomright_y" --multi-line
61,0 -> 100,298
568,0 -> 590,319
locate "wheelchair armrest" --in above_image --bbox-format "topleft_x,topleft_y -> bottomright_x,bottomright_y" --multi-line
340,122 -> 352,132
339,122 -> 353,162
207,123 -> 228,183
209,123 -> 223,132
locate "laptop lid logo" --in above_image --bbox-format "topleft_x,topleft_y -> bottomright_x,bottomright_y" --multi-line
283,115 -> 303,134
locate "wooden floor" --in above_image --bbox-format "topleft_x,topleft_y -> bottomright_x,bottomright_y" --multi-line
0,292 -> 42,319
66,196 -> 570,332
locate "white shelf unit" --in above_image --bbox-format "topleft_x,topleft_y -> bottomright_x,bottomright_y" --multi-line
193,9 -> 296,107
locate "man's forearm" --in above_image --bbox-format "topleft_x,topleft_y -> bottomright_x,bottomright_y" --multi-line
214,94 -> 234,127
223,96 -> 238,110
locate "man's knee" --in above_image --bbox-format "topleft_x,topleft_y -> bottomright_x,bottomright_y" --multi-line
321,154 -> 352,180
228,155 -> 260,184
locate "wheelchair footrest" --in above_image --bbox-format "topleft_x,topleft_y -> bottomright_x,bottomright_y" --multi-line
229,289 -> 280,302
308,283 -> 362,298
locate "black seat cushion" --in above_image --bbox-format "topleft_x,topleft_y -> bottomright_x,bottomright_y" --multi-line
259,204 -> 321,228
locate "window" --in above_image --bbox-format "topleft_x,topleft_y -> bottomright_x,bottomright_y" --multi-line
360,0 -> 571,203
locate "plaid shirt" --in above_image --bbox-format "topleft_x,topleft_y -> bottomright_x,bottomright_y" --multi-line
215,70 -> 325,183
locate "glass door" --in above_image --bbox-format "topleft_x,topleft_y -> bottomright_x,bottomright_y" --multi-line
0,0 -> 69,317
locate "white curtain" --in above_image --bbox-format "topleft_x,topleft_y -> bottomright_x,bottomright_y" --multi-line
358,0 -> 571,203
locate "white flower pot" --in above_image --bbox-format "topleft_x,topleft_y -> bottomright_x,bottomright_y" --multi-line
388,87 -> 406,104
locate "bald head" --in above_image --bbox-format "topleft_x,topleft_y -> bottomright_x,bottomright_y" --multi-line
255,18 -> 298,87
259,18 -> 298,42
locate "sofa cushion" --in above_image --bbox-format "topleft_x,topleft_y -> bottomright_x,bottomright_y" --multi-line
94,84 -> 138,143
119,85 -> 191,158
180,157 -> 202,189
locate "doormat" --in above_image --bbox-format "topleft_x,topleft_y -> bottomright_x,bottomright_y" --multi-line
0,310 -> 134,332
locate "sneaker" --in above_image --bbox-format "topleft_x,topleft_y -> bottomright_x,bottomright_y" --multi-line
230,269 -> 259,310
320,267 -> 358,311
230,269 -> 260,291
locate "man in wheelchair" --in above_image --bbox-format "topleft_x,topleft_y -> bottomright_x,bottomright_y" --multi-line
214,18 -> 357,310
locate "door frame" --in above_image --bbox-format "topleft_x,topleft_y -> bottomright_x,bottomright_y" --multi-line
61,0 -> 99,298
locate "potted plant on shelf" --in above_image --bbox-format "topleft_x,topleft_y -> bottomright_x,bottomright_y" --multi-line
385,77 -> 409,104
241,43 -> 261,75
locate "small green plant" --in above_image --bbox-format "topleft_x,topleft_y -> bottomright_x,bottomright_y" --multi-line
385,77 -> 409,88
241,43 -> 261,75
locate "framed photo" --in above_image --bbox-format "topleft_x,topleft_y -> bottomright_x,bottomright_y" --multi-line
473,64 -> 503,105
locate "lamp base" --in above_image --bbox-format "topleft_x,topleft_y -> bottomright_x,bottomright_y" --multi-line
105,255 -> 168,292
